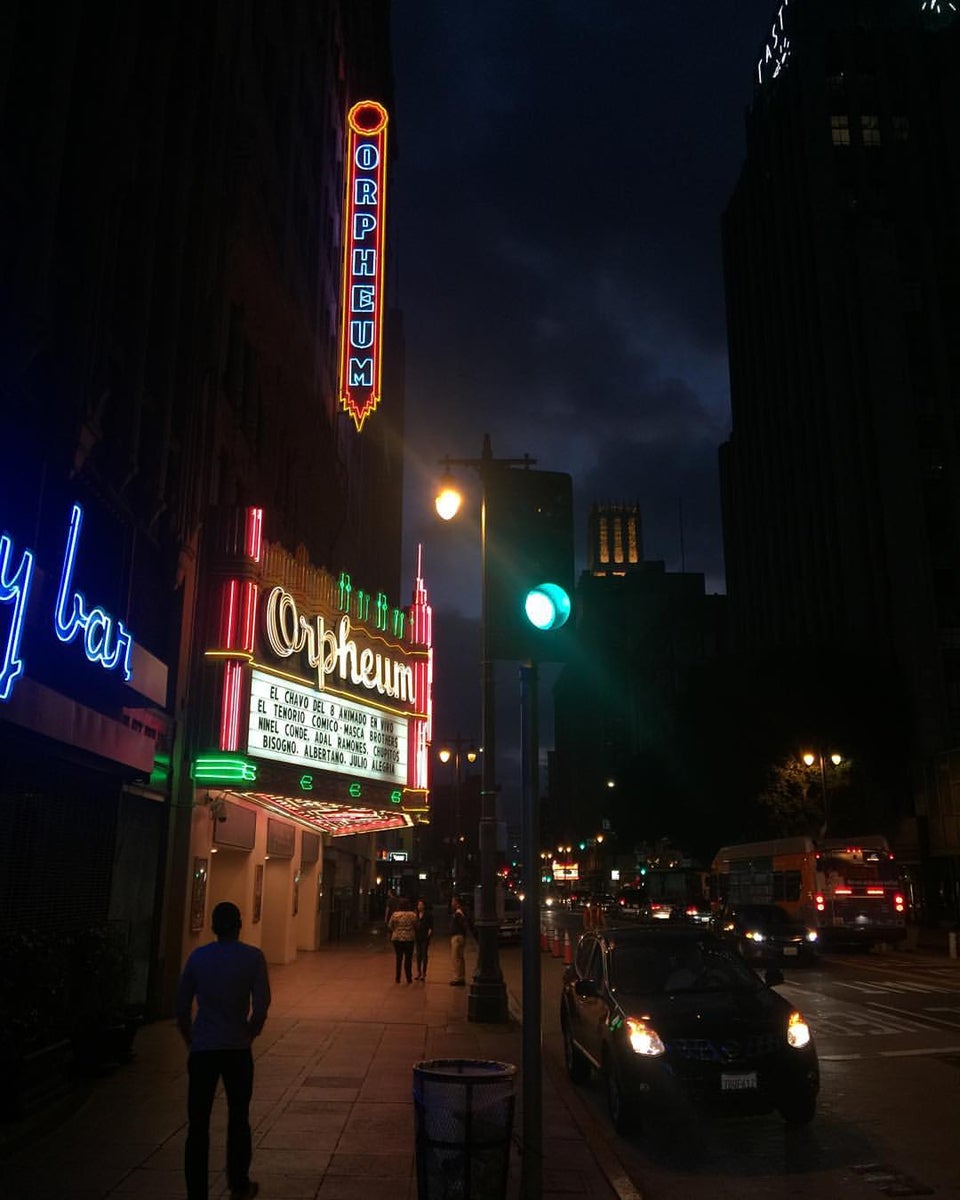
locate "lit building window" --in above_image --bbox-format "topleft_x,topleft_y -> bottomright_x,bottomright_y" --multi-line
861,115 -> 881,147
830,114 -> 851,146
613,518 -> 624,564
892,116 -> 910,143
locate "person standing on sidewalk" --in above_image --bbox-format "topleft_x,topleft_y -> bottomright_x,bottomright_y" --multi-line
176,901 -> 271,1200
388,895 -> 418,983
449,895 -> 468,986
414,898 -> 434,980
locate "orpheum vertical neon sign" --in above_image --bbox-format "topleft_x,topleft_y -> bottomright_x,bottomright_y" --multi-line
338,100 -> 389,432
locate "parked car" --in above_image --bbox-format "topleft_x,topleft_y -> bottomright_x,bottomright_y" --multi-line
711,903 -> 820,966
559,925 -> 819,1134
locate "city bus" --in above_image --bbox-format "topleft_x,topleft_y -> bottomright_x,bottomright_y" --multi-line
710,834 -> 906,949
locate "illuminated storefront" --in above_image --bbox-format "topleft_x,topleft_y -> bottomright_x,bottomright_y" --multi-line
184,506 -> 432,961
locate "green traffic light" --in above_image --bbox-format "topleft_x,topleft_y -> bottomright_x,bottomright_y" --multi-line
524,582 -> 571,631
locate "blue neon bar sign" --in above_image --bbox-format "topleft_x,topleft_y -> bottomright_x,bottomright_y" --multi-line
0,502 -> 134,701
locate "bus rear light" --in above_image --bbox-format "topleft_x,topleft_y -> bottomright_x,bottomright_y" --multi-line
815,893 -> 825,911
894,894 -> 905,912
834,887 -> 853,895
866,888 -> 884,896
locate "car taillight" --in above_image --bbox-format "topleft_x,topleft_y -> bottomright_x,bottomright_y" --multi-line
866,888 -> 884,896
685,905 -> 698,916
815,893 -> 825,912
894,893 -> 905,912
834,887 -> 852,895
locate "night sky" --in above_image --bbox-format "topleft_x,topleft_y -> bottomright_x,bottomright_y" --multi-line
390,2 -> 777,784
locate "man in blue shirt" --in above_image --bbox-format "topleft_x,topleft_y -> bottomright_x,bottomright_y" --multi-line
176,901 -> 271,1200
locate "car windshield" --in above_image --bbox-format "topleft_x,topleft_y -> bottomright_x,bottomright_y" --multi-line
609,939 -> 762,994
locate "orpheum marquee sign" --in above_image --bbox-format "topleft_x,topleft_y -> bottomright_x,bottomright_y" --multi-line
244,583 -> 412,785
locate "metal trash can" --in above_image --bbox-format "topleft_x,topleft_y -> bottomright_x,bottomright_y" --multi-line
412,1058 -> 516,1199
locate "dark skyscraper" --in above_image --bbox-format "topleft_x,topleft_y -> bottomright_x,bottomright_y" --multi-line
720,1 -> 960,907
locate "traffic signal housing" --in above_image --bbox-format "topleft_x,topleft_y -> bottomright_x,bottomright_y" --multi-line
484,467 -> 574,661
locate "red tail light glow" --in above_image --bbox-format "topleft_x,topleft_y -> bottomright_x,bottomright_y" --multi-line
815,893 -> 825,912
894,893 -> 905,912
834,887 -> 852,895
866,888 -> 884,896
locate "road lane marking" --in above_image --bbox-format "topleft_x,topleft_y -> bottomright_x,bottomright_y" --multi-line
879,1045 -> 960,1057
866,1000 -> 960,1032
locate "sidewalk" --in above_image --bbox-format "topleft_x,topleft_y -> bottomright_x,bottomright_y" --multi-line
0,922 -> 625,1200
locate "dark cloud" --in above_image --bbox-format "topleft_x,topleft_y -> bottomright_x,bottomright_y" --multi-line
393,3 -> 776,740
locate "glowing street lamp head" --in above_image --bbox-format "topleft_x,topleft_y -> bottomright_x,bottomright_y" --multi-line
438,747 -> 452,764
802,751 -> 816,767
435,480 -> 463,521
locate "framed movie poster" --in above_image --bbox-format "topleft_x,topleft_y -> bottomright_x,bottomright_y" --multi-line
190,858 -> 208,932
253,864 -> 264,923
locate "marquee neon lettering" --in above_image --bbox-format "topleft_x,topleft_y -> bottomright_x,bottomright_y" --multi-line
264,585 -> 414,703
338,100 -> 389,432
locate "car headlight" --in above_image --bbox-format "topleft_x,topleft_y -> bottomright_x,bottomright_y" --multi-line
805,929 -> 819,943
745,930 -> 765,942
787,1011 -> 811,1049
625,1017 -> 666,1057
545,897 -> 554,906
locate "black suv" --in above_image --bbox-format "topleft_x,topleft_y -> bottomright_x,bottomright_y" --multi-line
560,925 -> 819,1134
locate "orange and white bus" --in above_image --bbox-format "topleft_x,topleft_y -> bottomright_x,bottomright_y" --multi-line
711,834 -> 906,948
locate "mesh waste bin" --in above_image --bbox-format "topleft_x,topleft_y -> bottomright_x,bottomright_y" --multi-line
412,1058 -> 516,1199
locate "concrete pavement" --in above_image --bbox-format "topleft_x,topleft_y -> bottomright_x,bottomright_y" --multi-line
0,917 -> 625,1200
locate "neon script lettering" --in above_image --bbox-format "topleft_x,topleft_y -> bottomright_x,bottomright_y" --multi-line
338,100 -> 389,432
0,503 -> 135,701
0,534 -> 35,700
54,505 -> 134,680
757,1 -> 791,85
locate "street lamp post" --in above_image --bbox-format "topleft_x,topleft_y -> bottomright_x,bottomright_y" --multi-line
437,735 -> 477,887
436,435 -> 533,1023
802,749 -> 843,835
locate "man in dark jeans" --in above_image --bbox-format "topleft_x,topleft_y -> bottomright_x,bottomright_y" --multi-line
176,901 -> 271,1200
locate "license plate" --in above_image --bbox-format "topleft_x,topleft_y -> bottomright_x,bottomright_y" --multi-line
783,946 -> 798,956
721,1072 -> 758,1092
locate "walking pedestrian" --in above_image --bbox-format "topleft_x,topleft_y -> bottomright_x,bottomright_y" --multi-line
414,898 -> 434,980
175,901 -> 270,1200
449,895 -> 467,986
387,895 -> 417,983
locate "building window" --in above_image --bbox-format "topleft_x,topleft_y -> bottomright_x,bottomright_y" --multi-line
861,115 -> 881,147
830,115 -> 850,146
892,115 -> 910,143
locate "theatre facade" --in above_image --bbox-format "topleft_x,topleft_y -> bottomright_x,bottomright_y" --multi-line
180,505 -> 432,965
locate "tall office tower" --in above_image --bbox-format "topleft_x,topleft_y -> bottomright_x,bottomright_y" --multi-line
720,1 -> 960,899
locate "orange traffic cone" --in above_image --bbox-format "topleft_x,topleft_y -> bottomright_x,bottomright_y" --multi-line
563,930 -> 574,965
